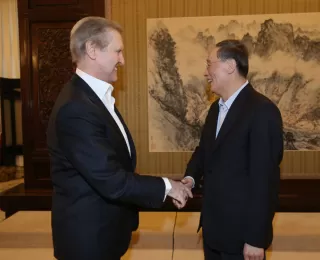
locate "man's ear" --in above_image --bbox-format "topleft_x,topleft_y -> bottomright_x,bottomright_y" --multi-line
226,59 -> 236,74
85,41 -> 96,60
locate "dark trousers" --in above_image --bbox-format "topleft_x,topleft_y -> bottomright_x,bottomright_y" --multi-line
203,241 -> 266,260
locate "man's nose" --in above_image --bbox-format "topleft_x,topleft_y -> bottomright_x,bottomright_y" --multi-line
204,68 -> 208,77
119,53 -> 125,65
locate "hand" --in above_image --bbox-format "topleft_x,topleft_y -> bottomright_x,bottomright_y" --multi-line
172,177 -> 194,208
181,177 -> 193,189
168,179 -> 193,209
243,243 -> 264,260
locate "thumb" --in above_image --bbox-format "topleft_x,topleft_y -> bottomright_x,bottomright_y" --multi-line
181,178 -> 188,184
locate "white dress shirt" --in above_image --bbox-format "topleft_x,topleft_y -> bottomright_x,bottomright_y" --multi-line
76,68 -> 171,199
185,80 -> 249,187
216,80 -> 248,137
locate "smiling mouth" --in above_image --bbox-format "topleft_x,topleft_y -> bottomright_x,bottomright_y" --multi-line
115,64 -> 121,71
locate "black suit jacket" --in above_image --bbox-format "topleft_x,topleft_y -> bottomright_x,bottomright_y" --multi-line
47,74 -> 165,260
185,83 -> 283,254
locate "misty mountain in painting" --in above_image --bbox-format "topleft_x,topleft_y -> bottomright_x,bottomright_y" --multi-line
147,13 -> 320,152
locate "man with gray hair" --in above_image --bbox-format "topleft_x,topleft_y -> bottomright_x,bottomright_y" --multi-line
47,16 -> 192,260
182,39 -> 283,260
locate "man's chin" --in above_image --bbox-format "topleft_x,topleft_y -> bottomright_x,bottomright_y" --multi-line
210,84 -> 216,93
106,75 -> 117,84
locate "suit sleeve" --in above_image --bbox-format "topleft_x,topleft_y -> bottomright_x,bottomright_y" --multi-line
184,104 -> 215,185
245,102 -> 284,248
56,102 -> 165,208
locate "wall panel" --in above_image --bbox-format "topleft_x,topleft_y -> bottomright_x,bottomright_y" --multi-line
108,0 -> 320,179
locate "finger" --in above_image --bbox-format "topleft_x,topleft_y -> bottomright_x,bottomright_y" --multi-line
253,252 -> 263,260
243,253 -> 250,260
181,178 -> 192,187
181,191 -> 189,203
173,200 -> 182,209
184,187 -> 193,198
173,197 -> 182,204
172,199 -> 180,208
172,198 -> 182,208
181,189 -> 188,198
177,195 -> 186,208
181,178 -> 189,184
175,193 -> 186,205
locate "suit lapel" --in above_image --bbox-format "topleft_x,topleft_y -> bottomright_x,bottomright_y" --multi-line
72,74 -> 132,160
209,101 -> 219,142
211,84 -> 253,153
114,107 -> 137,168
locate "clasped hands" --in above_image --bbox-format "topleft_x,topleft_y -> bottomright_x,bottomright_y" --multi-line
168,178 -> 194,209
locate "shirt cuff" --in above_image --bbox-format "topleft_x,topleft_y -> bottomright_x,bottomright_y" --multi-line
162,177 -> 172,201
184,176 -> 195,188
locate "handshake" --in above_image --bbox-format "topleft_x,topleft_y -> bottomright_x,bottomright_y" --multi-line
167,177 -> 194,209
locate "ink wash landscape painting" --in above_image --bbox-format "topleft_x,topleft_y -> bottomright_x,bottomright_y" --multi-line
147,13 -> 320,152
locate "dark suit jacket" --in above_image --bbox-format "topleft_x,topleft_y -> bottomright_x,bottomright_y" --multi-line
47,74 -> 165,260
185,83 -> 283,254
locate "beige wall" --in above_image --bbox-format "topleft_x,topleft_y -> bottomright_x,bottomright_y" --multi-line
106,0 -> 320,179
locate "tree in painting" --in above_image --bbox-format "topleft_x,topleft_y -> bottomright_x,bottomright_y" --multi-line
148,13 -> 320,151
148,25 -> 214,151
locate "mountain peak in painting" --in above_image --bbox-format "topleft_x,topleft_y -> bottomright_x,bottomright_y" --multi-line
147,13 -> 320,152
255,19 -> 295,57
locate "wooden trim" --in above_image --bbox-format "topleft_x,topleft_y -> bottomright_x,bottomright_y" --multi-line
1,179 -> 320,218
105,0 -> 111,19
17,0 -> 106,189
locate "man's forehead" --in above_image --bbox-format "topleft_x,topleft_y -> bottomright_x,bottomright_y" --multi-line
208,47 -> 218,59
107,30 -> 123,46
107,29 -> 122,40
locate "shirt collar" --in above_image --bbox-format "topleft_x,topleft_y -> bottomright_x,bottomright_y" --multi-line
76,68 -> 114,101
219,80 -> 249,110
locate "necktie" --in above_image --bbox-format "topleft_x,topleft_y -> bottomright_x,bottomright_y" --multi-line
216,103 -> 228,137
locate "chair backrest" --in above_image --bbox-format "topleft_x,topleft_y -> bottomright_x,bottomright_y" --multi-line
0,77 -> 22,166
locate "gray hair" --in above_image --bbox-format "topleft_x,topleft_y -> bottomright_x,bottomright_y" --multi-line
70,16 -> 122,63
